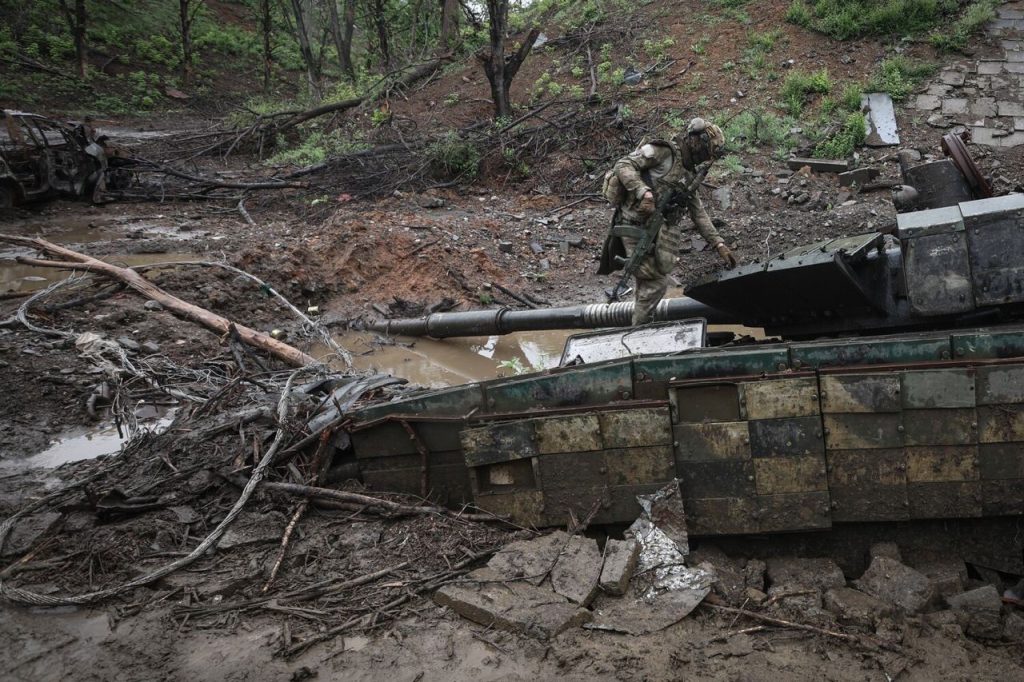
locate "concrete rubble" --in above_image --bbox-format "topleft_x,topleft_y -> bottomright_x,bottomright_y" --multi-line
854,556 -> 933,614
599,538 -> 639,596
946,586 -> 1004,639
551,535 -> 603,606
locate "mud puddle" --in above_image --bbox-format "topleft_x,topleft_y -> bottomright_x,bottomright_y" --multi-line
317,330 -> 574,387
0,252 -> 195,294
0,406 -> 176,473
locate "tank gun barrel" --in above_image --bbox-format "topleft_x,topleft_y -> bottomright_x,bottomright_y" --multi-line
366,297 -> 733,338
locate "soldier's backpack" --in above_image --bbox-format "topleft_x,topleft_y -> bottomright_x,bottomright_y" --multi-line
600,137 -> 675,207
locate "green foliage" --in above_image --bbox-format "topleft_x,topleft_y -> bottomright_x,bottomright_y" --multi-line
814,111 -> 867,158
643,37 -> 675,62
930,0 -> 997,51
747,28 -> 784,52
785,0 -> 961,39
268,129 -> 369,166
531,71 -> 564,100
719,109 -> 796,152
479,290 -> 494,305
718,154 -> 745,174
427,132 -> 481,179
780,69 -> 832,116
443,92 -> 461,107
867,56 -> 936,101
497,358 -> 527,375
691,37 -> 710,55
840,83 -> 864,112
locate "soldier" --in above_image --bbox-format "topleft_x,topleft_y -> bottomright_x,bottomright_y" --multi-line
599,118 -> 737,326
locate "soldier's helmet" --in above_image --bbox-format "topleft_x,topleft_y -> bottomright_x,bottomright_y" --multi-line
675,117 -> 725,164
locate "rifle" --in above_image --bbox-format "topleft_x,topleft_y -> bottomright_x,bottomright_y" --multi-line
607,159 -> 713,302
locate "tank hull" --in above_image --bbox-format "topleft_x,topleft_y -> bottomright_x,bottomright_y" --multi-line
342,324 -> 1024,539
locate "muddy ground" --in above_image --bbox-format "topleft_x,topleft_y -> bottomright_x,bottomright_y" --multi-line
5,11 -> 1024,681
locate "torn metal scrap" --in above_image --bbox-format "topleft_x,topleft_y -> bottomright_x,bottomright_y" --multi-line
861,92 -> 900,147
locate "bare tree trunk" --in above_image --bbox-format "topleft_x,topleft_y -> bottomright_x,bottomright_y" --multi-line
57,0 -> 88,78
261,0 -> 273,92
370,0 -> 392,70
290,0 -> 322,101
478,0 -> 538,119
327,0 -> 355,80
179,0 -> 202,87
439,0 -> 458,53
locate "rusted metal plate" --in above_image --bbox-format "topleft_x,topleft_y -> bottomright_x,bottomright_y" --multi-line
976,365 -> 1024,405
636,347 -> 790,383
677,460 -> 755,498
674,422 -> 750,461
672,384 -> 741,424
906,446 -> 979,482
826,449 -> 907,487
820,374 -> 900,413
600,483 -> 671,525
757,492 -> 831,532
537,450 -> 605,490
903,408 -> 977,446
474,491 -> 546,527
461,421 -> 537,467
686,497 -> 758,535
978,404 -> 1024,443
978,443 -> 1024,480
473,459 -> 538,494
791,336 -> 951,369
824,414 -> 904,449
952,328 -> 1024,359
352,422 -> 417,458
830,484 -> 910,522
908,482 -> 982,519
963,193 -> 1024,306
980,480 -> 1024,516
741,377 -> 819,420
748,417 -> 824,458
604,446 -> 675,485
599,407 -> 672,448
535,414 -> 602,454
358,449 -> 466,473
901,369 -> 976,409
364,463 -> 472,503
483,360 -> 633,413
542,486 -> 612,526
753,456 -> 828,495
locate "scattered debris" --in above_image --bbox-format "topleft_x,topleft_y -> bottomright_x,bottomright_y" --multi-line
786,157 -> 850,173
854,556 -> 933,614
947,586 -> 1003,639
862,93 -> 901,146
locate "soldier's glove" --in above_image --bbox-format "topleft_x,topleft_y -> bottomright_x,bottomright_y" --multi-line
638,190 -> 656,217
716,242 -> 737,269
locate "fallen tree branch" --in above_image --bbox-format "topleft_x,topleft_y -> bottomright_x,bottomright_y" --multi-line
704,603 -> 901,652
0,235 -> 318,368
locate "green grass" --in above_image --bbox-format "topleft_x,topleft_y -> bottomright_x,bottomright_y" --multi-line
717,108 -> 797,153
786,0 -> 962,39
814,111 -> 867,158
867,56 -> 937,101
930,0 -> 998,51
780,68 -> 833,116
426,132 -> 481,179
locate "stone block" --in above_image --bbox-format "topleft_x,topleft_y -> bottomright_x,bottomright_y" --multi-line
914,94 -> 942,110
995,132 -> 1024,147
435,567 -> 591,639
970,97 -> 998,118
824,587 -> 893,628
1004,62 -> 1024,74
1008,51 -> 1024,62
916,560 -> 968,602
1001,40 -> 1023,50
838,167 -> 880,187
855,556 -> 933,614
488,530 -> 571,585
972,126 -> 1005,146
1016,118 -> 1024,131
551,535 -> 603,605
869,542 -> 902,563
787,157 -> 849,173
926,84 -> 954,96
946,585 -> 1003,639
744,558 -> 766,592
942,98 -> 969,115
999,100 -> 1024,116
977,61 -> 1004,75
1004,612 -> 1024,641
598,538 -> 638,596
766,557 -> 846,592
940,70 -> 967,87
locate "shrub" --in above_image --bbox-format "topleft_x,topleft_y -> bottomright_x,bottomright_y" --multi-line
719,109 -> 796,152
930,0 -> 997,51
780,68 -> 832,116
787,0 -> 962,39
427,132 -> 481,179
867,56 -> 936,101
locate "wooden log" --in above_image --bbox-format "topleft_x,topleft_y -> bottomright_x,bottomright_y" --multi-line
0,235 -> 317,368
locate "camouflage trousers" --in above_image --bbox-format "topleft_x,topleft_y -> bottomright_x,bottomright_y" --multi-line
622,234 -> 676,326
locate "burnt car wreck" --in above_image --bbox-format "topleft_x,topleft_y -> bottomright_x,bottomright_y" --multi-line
341,184 -> 1024,574
0,110 -> 129,208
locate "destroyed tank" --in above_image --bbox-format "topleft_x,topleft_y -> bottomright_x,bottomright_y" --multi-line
337,142 -> 1024,572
